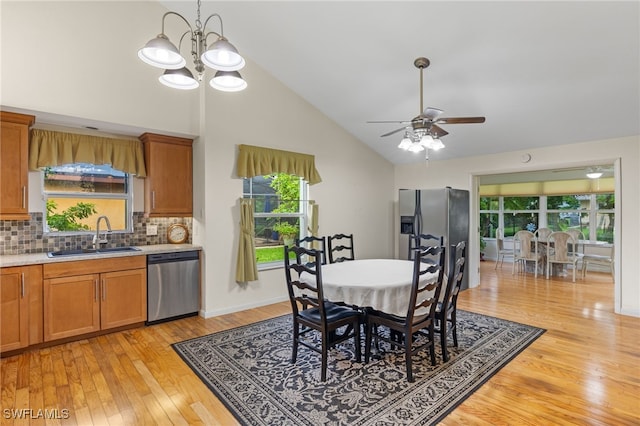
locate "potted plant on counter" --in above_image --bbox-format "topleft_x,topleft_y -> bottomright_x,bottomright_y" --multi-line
480,236 -> 486,261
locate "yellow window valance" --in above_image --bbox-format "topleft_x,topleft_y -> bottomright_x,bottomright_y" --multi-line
29,129 -> 147,177
479,178 -> 614,196
236,144 -> 322,185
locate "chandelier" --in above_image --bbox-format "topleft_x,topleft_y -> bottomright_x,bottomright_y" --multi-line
138,0 -> 246,92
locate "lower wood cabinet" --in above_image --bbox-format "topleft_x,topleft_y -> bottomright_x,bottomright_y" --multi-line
43,256 -> 146,342
0,265 -> 43,352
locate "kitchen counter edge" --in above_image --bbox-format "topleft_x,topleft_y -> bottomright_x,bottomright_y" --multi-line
0,244 -> 202,268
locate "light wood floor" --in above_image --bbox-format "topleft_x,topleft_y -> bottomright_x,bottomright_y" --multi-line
2,262 -> 639,425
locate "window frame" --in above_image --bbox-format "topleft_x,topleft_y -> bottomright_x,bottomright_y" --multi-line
243,175 -> 309,270
41,164 -> 134,235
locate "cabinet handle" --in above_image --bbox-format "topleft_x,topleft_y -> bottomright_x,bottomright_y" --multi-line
102,279 -> 106,301
20,273 -> 25,298
22,186 -> 26,209
152,191 -> 156,209
94,279 -> 99,302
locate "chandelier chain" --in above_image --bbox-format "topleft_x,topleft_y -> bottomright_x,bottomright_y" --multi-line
195,0 -> 202,30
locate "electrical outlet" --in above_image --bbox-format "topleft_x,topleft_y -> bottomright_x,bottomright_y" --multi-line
146,224 -> 158,236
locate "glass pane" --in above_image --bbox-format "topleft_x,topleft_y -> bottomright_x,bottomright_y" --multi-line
254,217 -> 300,263
596,194 -> 615,210
44,163 -> 128,194
480,197 -> 499,211
504,196 -> 539,210
246,174 -> 301,214
479,213 -> 499,238
547,212 -> 589,235
503,212 -> 538,237
46,197 -> 127,232
547,195 -> 582,210
595,213 -> 614,242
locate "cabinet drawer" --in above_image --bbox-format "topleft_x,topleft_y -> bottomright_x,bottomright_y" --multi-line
44,255 -> 146,278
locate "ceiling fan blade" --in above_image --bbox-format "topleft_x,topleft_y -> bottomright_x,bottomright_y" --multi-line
380,126 -> 408,137
422,107 -> 443,120
436,116 -> 486,124
367,120 -> 412,124
431,124 -> 449,138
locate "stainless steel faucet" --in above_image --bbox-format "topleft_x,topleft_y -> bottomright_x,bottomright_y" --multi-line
93,215 -> 112,249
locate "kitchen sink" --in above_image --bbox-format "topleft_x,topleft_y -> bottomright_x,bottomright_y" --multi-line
47,246 -> 141,257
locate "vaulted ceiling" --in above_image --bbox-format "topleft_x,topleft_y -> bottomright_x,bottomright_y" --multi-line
161,1 -> 639,165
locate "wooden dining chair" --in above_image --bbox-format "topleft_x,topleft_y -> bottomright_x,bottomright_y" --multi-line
513,230 -> 543,277
434,241 -> 466,362
327,233 -> 355,263
582,244 -> 614,279
364,245 -> 445,382
284,245 -> 362,381
409,233 -> 443,260
494,228 -> 515,269
295,235 -> 327,267
546,231 -> 581,282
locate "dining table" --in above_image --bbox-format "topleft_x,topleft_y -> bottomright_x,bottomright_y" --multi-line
300,258 -> 438,317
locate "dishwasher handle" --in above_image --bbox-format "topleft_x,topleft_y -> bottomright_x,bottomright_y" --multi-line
147,250 -> 199,264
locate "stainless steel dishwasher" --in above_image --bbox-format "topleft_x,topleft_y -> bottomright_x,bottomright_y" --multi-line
147,251 -> 200,324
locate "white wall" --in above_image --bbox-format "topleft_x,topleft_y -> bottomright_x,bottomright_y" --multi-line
2,1 -> 395,317
394,136 -> 640,317
194,58 -> 394,317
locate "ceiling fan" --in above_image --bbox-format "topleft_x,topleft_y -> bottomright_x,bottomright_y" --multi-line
368,57 -> 485,155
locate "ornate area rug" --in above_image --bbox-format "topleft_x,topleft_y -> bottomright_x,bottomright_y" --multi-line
173,310 -> 544,425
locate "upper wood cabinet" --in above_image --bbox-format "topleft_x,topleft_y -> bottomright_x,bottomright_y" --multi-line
0,111 -> 35,220
139,133 -> 193,217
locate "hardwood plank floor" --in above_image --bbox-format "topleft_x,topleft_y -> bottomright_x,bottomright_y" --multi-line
1,262 -> 639,425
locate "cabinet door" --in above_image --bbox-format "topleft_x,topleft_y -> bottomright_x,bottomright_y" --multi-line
0,268 -> 29,351
100,268 -> 147,330
0,112 -> 34,220
44,274 -> 100,341
140,133 -> 193,217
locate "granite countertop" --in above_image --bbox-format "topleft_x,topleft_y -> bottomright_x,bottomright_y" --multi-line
0,244 -> 202,268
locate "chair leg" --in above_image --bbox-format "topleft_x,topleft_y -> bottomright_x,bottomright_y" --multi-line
364,321 -> 373,363
451,312 -> 458,347
428,325 -> 436,366
440,317 -> 449,362
494,254 -> 500,270
353,319 -> 362,363
404,332 -> 414,383
321,334 -> 328,382
291,321 -> 299,363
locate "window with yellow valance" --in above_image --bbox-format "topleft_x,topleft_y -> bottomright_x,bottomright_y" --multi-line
29,129 -> 147,176
236,144 -> 321,185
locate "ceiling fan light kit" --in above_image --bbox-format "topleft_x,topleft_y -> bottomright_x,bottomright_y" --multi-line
138,0 -> 247,92
369,57 -> 485,160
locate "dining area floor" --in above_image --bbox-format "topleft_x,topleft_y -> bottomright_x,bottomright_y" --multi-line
1,262 -> 638,425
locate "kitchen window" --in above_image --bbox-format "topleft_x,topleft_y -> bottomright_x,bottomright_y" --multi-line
243,173 -> 308,267
42,163 -> 133,233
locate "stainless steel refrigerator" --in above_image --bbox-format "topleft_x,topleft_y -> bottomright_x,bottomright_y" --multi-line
399,187 -> 470,290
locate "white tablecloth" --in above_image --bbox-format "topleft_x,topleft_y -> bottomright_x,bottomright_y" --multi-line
302,259 -> 433,317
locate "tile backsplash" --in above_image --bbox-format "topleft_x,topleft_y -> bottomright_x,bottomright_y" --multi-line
0,213 -> 192,255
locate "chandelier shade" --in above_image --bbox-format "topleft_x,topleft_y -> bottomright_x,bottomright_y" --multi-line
160,67 -> 199,90
202,38 -> 246,71
138,0 -> 246,92
137,34 -> 186,69
210,71 -> 248,92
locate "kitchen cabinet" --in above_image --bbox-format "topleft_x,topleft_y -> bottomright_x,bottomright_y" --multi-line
43,256 -> 146,342
0,265 -> 43,352
139,132 -> 193,217
0,111 -> 35,220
